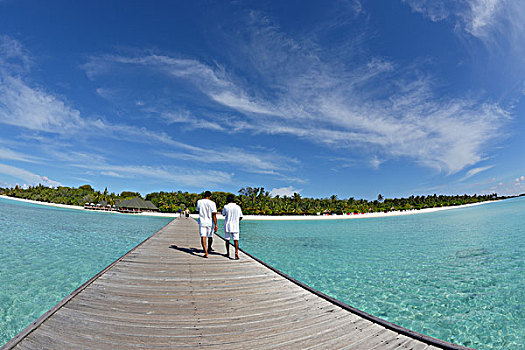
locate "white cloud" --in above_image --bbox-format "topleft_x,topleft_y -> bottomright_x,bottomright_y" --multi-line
84,54 -> 277,116
370,156 -> 383,169
100,171 -> 124,178
160,111 -> 225,131
0,146 -> 39,163
465,0 -> 504,39
460,165 -> 494,181
58,152 -> 233,187
82,12 -> 510,176
366,58 -> 394,73
96,87 -> 119,100
85,50 -> 508,175
404,0 -> 525,46
403,0 -> 451,22
0,35 -> 33,73
164,146 -> 299,177
270,186 -> 301,197
0,36 -> 85,134
88,163 -> 232,187
490,176 -> 525,195
0,75 -> 85,133
0,163 -> 61,187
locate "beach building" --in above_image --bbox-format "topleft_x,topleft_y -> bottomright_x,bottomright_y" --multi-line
117,197 -> 158,213
83,201 -> 115,211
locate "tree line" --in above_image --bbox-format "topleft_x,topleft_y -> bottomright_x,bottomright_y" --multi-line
0,184 -> 503,215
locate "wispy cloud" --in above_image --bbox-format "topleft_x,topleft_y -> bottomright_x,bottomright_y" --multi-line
0,146 -> 40,163
42,146 -> 234,187
0,35 -> 33,73
82,13 -> 510,175
0,36 -> 85,134
0,36 -> 301,187
403,0 -> 525,46
160,111 -> 226,132
164,146 -> 300,177
465,0 -> 503,39
370,156 -> 383,170
80,162 -> 232,187
0,163 -> 61,187
402,0 -> 456,22
0,75 -> 85,133
460,165 -> 494,181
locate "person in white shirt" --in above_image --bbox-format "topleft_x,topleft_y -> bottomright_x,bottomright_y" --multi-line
222,194 -> 243,259
196,191 -> 217,258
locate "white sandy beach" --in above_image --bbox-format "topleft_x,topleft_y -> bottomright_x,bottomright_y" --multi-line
1,194 -> 499,221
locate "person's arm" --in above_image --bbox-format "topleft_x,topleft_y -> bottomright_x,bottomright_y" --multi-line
212,212 -> 218,232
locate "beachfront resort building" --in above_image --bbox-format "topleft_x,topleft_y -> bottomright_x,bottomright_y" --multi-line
84,197 -> 159,213
83,200 -> 114,211
117,197 -> 159,213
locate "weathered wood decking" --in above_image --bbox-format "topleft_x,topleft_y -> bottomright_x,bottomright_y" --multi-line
2,219 -> 473,350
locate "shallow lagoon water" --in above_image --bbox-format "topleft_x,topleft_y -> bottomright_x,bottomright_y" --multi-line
0,197 -> 171,346
1,196 -> 523,349
225,198 -> 525,350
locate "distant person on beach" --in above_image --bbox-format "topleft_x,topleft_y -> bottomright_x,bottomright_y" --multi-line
222,194 -> 243,260
184,208 -> 190,218
178,207 -> 182,219
196,191 -> 217,258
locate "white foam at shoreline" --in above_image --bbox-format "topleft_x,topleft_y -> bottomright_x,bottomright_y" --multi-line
1,194 -> 499,221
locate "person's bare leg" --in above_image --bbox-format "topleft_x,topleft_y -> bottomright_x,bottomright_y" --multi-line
201,237 -> 208,258
234,240 -> 239,259
208,237 -> 213,251
225,238 -> 230,258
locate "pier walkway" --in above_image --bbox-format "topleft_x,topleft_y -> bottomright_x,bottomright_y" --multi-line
2,219 -> 472,349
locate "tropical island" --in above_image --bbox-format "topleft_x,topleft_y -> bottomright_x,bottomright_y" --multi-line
0,184 -> 514,216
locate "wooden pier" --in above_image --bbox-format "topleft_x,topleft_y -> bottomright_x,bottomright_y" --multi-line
2,219 -> 473,350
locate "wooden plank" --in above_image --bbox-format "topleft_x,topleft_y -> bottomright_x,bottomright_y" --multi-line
2,218 -> 473,350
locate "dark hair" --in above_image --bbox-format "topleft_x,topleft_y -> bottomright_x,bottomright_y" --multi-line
226,194 -> 235,203
204,190 -> 212,198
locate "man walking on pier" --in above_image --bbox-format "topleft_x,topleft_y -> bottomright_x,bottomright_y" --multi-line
196,191 -> 217,258
222,194 -> 243,259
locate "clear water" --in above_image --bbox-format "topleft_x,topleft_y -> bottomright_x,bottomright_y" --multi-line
1,197 -> 523,349
221,198 -> 525,350
0,197 -> 171,346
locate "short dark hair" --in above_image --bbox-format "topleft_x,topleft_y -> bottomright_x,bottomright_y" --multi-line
204,190 -> 212,198
226,194 -> 235,203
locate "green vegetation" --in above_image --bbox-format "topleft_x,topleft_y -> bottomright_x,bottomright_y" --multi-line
0,184 -> 125,207
0,184 -> 503,215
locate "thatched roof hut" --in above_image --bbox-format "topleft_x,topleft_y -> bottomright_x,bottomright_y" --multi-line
118,197 -> 158,212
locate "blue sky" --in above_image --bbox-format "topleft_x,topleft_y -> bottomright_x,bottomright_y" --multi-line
1,0 -> 524,199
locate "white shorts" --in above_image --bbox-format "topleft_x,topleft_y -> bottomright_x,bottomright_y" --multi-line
199,226 -> 214,238
225,231 -> 239,240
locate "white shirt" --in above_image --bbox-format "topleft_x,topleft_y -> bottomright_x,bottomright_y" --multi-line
197,198 -> 217,227
222,203 -> 243,233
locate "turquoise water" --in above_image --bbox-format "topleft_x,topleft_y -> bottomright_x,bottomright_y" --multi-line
0,197 -> 171,346
1,197 -> 523,349
223,198 -> 525,350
